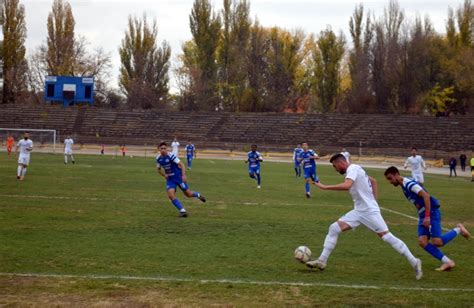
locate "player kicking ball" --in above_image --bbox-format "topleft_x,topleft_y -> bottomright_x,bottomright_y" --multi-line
246,144 -> 263,189
156,142 -> 206,217
16,132 -> 33,181
384,166 -> 471,271
306,154 -> 423,280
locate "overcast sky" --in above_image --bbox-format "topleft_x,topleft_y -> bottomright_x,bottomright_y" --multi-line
23,0 -> 464,91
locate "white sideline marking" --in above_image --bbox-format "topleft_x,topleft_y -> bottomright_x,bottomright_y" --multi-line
0,195 -> 451,230
0,272 -> 473,292
380,206 -> 450,231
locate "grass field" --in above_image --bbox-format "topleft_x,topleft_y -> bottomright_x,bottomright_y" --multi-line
0,153 -> 473,306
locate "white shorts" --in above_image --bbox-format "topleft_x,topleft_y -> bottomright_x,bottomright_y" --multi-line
65,149 -> 73,155
18,154 -> 30,166
339,209 -> 389,233
412,171 -> 424,183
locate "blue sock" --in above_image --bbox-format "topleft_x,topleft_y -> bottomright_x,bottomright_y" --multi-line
294,168 -> 298,176
257,174 -> 261,185
441,229 -> 458,245
305,182 -> 310,193
171,199 -> 184,211
188,160 -> 192,168
193,192 -> 200,198
249,173 -> 255,180
423,243 -> 444,261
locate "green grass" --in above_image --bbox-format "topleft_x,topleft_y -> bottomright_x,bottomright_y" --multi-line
0,153 -> 473,306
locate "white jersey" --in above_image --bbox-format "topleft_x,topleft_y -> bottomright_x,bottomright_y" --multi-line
171,141 -> 180,156
404,155 -> 425,173
341,151 -> 350,163
17,139 -> 33,156
345,164 -> 380,212
64,138 -> 74,152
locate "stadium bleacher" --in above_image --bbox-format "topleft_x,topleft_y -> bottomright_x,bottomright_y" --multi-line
1,104 -> 472,157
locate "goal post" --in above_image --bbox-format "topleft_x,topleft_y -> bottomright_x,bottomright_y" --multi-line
0,128 -> 57,153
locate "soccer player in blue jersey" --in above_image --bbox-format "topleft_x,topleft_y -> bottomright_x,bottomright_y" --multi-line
299,143 -> 319,198
246,144 -> 263,188
156,142 -> 206,217
384,166 -> 471,271
185,141 -> 196,170
293,144 -> 303,177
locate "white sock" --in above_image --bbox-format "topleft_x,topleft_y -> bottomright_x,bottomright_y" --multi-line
319,222 -> 342,262
64,155 -> 68,163
17,166 -> 22,177
382,232 -> 418,267
441,256 -> 452,264
71,155 -> 75,162
453,227 -> 461,235
21,168 -> 27,177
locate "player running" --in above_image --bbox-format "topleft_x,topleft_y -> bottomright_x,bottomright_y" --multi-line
246,144 -> 263,189
292,144 -> 303,177
404,147 -> 427,184
156,142 -> 206,217
171,137 -> 180,157
384,166 -> 471,271
6,134 -> 14,155
299,143 -> 319,198
64,136 -> 75,164
185,141 -> 196,170
307,154 -> 423,280
16,132 -> 33,181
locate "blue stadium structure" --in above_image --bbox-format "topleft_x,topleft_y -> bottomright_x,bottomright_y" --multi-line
44,76 -> 94,107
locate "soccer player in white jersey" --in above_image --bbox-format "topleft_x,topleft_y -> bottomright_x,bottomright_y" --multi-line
341,148 -> 350,163
307,153 -> 423,280
404,147 -> 426,184
171,137 -> 180,157
64,136 -> 75,164
16,132 -> 33,181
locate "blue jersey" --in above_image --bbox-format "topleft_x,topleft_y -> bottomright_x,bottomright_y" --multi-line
299,150 -> 318,169
247,151 -> 262,168
401,177 -> 440,214
156,153 -> 182,181
185,144 -> 195,157
293,147 -> 303,162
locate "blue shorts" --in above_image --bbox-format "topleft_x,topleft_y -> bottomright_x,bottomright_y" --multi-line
304,168 -> 318,182
294,160 -> 301,168
166,178 -> 189,192
418,208 -> 442,238
249,166 -> 260,174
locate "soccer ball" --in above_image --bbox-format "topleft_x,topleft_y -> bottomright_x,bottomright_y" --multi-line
294,246 -> 311,263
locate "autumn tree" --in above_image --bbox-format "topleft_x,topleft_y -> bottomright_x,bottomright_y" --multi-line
348,4 -> 373,112
371,0 -> 404,112
187,0 -> 221,111
311,27 -> 345,112
1,0 -> 28,104
46,0 -> 75,76
217,0 -> 251,111
118,14 -> 171,109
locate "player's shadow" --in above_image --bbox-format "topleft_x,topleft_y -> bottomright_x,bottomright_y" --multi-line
295,268 -> 322,274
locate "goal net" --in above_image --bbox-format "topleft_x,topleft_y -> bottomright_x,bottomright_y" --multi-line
0,128 -> 57,153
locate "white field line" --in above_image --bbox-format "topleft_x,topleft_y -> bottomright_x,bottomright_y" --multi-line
2,194 -> 450,230
2,193 -> 455,231
380,206 -> 450,231
0,272 -> 473,292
